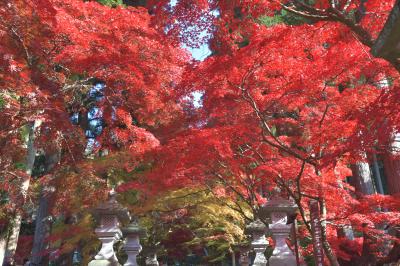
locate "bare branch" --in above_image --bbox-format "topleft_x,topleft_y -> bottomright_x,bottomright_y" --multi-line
319,104 -> 331,127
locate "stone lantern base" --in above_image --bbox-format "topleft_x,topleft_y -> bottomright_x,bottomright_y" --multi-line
261,197 -> 298,266
89,189 -> 129,266
269,255 -> 296,266
245,219 -> 268,266
88,259 -> 120,266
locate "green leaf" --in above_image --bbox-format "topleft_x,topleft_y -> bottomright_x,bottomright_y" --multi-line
271,125 -> 277,137
14,162 -> 27,171
96,0 -> 124,7
258,15 -> 283,27
19,124 -> 30,143
0,96 -> 5,109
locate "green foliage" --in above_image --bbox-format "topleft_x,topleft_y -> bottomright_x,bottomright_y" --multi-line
117,190 -> 139,205
94,154 -> 152,185
49,214 -> 98,265
237,37 -> 250,48
95,0 -> 124,7
19,124 -> 30,144
258,10 -> 311,27
14,162 -> 26,171
304,255 -> 317,266
136,187 -> 248,263
258,15 -> 284,27
0,191 -> 8,205
0,96 -> 5,109
270,125 -> 277,137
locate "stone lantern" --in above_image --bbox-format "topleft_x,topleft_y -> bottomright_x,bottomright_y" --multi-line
89,190 -> 130,266
121,219 -> 146,266
260,198 -> 298,266
245,219 -> 268,266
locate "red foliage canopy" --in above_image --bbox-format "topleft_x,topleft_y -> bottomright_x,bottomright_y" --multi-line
123,0 -> 400,264
2,0 -> 400,264
0,0 -> 187,214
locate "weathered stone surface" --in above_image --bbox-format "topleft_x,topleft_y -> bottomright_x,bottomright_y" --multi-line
88,259 -> 119,266
89,190 -> 129,266
122,220 -> 145,266
262,198 -> 298,266
246,219 -> 268,266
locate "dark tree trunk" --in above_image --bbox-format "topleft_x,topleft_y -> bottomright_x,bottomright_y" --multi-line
382,134 -> 400,194
29,149 -> 60,266
29,193 -> 50,266
349,162 -> 375,195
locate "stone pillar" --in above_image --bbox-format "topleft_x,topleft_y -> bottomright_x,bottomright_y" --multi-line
121,220 -> 145,266
93,215 -> 122,265
261,198 -> 298,266
89,190 -> 130,266
246,220 -> 268,266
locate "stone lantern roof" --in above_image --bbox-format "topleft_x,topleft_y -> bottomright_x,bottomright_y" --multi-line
259,197 -> 298,219
92,189 -> 130,225
121,220 -> 147,237
245,219 -> 268,234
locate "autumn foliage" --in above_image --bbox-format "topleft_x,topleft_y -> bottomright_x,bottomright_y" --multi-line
1,0 -> 400,265
124,0 -> 400,264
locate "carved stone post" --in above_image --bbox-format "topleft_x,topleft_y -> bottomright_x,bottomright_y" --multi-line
261,198 -> 298,266
89,190 -> 130,266
121,220 -> 145,266
246,219 -> 268,266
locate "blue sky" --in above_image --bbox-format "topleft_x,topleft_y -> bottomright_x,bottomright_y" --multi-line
184,43 -> 212,61
170,0 -> 213,61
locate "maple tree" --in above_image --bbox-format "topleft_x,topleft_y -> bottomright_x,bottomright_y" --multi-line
1,0 -> 400,265
119,0 -> 400,265
0,0 -> 187,264
134,187 -> 247,264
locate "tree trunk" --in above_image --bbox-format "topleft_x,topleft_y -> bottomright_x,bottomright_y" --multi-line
386,158 -> 400,193
2,121 -> 38,265
350,161 -> 375,195
383,133 -> 400,194
321,240 -> 340,266
29,192 -> 50,266
29,148 -> 60,266
320,199 -> 340,266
